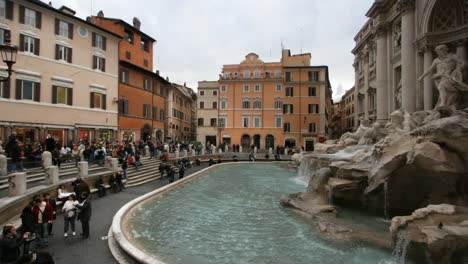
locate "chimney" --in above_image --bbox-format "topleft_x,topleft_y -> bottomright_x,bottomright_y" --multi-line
97,10 -> 104,17
59,5 -> 76,16
156,70 -> 160,75
133,17 -> 141,30
282,49 -> 291,59
184,82 -> 186,87
166,77 -> 169,82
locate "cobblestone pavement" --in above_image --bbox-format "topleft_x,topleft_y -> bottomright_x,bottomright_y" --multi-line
44,164 -> 209,264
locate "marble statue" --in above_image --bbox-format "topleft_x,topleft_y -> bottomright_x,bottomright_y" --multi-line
419,44 -> 468,109
339,117 -> 372,145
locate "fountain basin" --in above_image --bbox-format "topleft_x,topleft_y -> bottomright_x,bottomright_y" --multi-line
111,162 -> 393,264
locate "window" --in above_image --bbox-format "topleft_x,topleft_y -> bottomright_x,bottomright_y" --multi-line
223,72 -> 230,79
55,45 -> 72,63
275,116 -> 282,128
121,70 -> 129,84
220,85 -> 226,92
242,99 -> 250,109
212,101 -> 217,109
254,84 -> 261,92
152,106 -> 158,120
52,86 -> 72,105
0,28 -> 8,45
213,90 -> 217,96
93,56 -> 106,72
90,92 -> 106,110
283,104 -> 294,114
198,118 -> 204,126
308,104 -> 319,114
124,29 -> 133,43
285,87 -> 294,97
160,110 -> 165,120
220,99 -> 227,109
243,85 -> 249,92
308,87 -> 317,96
254,116 -> 261,128
199,101 -> 204,109
118,99 -> 128,114
276,84 -> 282,92
309,123 -> 317,133
55,20 -> 73,39
143,59 -> 149,67
308,71 -> 319,81
20,35 -> 39,55
242,117 -> 249,128
274,99 -> 283,109
152,81 -> 158,93
141,38 -> 149,51
0,81 -> 8,98
199,90 -> 204,96
284,122 -> 291,132
265,72 -> 270,78
143,78 -> 150,90
253,99 -> 261,109
210,118 -> 217,127
275,71 -> 281,78
0,1 -> 5,18
254,71 -> 260,78
16,80 -> 39,101
23,7 -> 40,28
219,117 -> 226,127
93,33 -> 106,50
285,72 -> 292,82
243,71 -> 250,79
143,104 -> 150,118
125,51 -> 131,59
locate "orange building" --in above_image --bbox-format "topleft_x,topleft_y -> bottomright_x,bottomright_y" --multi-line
91,12 -> 169,142
217,50 -> 333,151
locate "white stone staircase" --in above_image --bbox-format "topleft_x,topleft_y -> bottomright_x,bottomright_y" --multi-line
124,157 -> 164,187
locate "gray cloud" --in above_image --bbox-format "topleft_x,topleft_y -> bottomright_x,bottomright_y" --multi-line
51,0 -> 373,95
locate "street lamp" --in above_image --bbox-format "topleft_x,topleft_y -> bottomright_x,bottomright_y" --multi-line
0,43 -> 18,82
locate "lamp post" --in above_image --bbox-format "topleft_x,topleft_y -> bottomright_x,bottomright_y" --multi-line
0,43 -> 18,82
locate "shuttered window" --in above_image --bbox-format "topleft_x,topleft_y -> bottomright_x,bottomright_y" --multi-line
93,56 -> 106,72
20,6 -> 41,29
15,80 -> 40,101
52,86 -> 72,105
19,34 -> 40,55
55,44 -> 72,63
92,32 -> 106,50
90,92 -> 106,110
0,80 -> 10,98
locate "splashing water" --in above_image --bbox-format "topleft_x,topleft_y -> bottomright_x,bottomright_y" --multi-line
392,231 -> 410,264
384,181 -> 389,220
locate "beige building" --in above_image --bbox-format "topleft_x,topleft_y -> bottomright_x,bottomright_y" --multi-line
196,81 -> 220,145
352,0 -> 468,128
166,82 -> 196,142
0,0 -> 120,145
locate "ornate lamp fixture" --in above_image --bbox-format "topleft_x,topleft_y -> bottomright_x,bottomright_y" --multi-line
0,33 -> 18,82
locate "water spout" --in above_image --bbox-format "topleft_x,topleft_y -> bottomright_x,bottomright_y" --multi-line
392,231 -> 410,264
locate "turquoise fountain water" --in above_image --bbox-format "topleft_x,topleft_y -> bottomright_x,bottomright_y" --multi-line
125,163 -> 393,264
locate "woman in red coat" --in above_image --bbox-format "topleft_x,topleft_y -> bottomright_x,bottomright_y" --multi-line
32,196 -> 54,248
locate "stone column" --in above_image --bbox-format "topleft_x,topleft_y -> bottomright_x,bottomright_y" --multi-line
104,157 -> 118,173
423,48 -> 434,111
144,146 -> 150,157
0,154 -> 7,176
239,146 -> 242,153
400,2 -> 416,112
183,149 -> 187,157
45,166 -> 59,185
224,145 -> 228,153
42,151 -> 52,168
457,42 -> 468,85
375,24 -> 389,121
78,161 -> 88,178
269,148 -> 272,155
191,149 -> 195,156
201,148 -> 205,155
8,172 -> 27,197
175,150 -> 179,159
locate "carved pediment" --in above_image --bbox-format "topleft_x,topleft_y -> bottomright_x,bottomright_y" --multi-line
240,53 -> 264,65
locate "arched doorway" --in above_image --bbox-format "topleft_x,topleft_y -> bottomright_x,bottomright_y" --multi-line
241,134 -> 251,151
141,124 -> 152,142
285,138 -> 296,149
265,134 -> 274,150
253,134 -> 261,148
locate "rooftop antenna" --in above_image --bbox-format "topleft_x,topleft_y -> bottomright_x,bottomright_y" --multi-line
90,0 -> 93,15
280,37 -> 284,51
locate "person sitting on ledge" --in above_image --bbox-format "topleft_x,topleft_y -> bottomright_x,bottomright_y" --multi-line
217,156 -> 222,164
57,185 -> 74,203
248,153 -> 255,162
274,154 -> 281,161
233,155 -> 238,162
265,154 -> 270,160
208,158 -> 215,166
195,158 -> 201,166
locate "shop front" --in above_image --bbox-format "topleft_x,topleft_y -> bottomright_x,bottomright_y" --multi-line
47,129 -> 65,146
15,128 -> 37,145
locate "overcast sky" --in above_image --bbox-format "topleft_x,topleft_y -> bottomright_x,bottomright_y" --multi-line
51,0 -> 373,101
